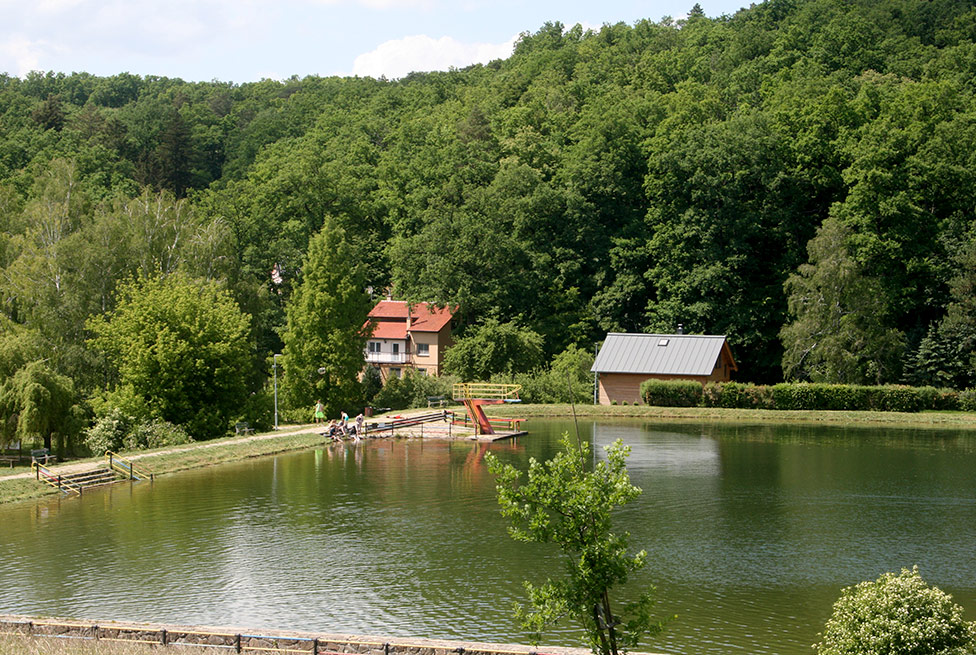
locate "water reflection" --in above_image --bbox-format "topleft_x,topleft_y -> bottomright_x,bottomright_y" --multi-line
1,421 -> 975,655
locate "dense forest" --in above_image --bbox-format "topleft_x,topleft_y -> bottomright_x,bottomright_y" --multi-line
3,0 -> 976,449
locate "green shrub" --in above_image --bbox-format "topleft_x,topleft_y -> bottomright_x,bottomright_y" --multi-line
84,410 -> 191,454
360,365 -> 383,403
769,383 -> 926,412
702,381 -> 774,409
640,379 -> 702,407
743,384 -> 775,409
83,408 -> 132,455
240,387 -> 274,432
373,371 -> 457,411
815,566 -> 975,655
125,419 -> 191,450
870,385 -> 922,412
914,386 -> 961,411
960,389 -> 976,412
488,345 -> 595,405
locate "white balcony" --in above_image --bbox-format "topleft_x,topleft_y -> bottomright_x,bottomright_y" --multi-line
365,351 -> 409,364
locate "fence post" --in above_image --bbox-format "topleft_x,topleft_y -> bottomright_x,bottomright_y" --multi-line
161,629 -> 168,645
57,475 -> 62,491
313,637 -> 319,655
235,633 -> 242,653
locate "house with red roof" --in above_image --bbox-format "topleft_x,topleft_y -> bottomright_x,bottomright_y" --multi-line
364,300 -> 455,380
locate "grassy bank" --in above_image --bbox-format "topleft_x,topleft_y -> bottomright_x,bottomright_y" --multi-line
485,403 -> 976,429
0,426 -> 325,505
0,634 -> 222,654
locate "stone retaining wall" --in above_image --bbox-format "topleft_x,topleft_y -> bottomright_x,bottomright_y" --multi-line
0,615 -> 595,655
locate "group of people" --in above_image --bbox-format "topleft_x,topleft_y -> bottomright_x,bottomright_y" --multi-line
314,402 -> 366,442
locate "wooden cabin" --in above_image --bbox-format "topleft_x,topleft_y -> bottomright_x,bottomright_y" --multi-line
591,332 -> 737,405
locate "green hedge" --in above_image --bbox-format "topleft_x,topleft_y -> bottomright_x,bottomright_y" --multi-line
644,380 -> 974,413
702,381 -> 774,409
640,379 -> 702,407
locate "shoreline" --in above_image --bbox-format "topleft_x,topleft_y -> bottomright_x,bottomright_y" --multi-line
486,403 -> 976,429
3,404 -> 976,505
0,614 -> 608,655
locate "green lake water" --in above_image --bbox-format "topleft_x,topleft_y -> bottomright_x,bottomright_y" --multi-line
2,419 -> 975,655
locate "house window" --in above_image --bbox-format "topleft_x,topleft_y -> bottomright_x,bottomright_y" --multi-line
390,368 -> 401,378
417,368 -> 427,376
392,343 -> 400,355
368,342 -> 380,353
417,343 -> 429,356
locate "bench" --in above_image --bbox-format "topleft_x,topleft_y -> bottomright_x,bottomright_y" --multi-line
234,422 -> 255,436
427,395 -> 449,408
0,455 -> 18,468
31,448 -> 53,465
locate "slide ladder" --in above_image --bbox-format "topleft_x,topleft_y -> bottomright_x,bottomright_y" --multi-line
452,383 -> 521,435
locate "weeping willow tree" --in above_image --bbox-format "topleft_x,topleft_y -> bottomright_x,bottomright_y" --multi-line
0,360 -> 84,455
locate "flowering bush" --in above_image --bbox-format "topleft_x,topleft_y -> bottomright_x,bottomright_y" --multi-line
815,567 -> 975,655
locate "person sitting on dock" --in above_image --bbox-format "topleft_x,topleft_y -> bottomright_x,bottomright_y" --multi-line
323,419 -> 341,442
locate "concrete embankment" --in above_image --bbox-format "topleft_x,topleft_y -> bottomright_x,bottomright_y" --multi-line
0,615 -> 606,655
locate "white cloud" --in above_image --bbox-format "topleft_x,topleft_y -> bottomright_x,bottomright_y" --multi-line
0,36 -> 62,75
303,0 -> 434,7
356,0 -> 434,7
35,0 -> 87,13
351,33 -> 517,79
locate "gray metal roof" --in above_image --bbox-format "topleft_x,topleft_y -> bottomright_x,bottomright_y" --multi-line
590,333 -> 730,375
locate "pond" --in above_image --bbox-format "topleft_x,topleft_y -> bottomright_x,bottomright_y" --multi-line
2,419 -> 976,655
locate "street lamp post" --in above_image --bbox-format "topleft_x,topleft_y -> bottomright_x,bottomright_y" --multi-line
273,353 -> 282,430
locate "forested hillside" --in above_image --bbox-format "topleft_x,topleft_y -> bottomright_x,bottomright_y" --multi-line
3,0 -> 976,446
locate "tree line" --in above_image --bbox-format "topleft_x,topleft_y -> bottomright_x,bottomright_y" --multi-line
3,0 -> 976,451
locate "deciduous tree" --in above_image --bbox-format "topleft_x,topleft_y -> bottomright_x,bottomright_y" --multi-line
442,319 -> 543,381
88,273 -> 253,439
486,435 -> 665,655
781,217 -> 904,384
0,360 -> 83,454
280,219 -> 373,417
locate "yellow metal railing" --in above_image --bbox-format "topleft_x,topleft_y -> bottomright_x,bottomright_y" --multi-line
31,461 -> 82,495
106,451 -> 154,481
452,383 -> 522,401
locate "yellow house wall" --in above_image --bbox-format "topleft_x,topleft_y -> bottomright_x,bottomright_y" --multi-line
408,323 -> 453,376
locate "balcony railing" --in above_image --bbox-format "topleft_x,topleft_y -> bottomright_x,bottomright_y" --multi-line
365,351 -> 410,364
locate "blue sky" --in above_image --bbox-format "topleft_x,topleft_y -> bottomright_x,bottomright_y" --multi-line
1,0 -> 753,83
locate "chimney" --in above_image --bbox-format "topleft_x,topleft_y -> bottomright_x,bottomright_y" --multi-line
677,323 -> 684,335
406,304 -> 412,332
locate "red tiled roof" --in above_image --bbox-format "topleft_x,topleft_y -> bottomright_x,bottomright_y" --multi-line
367,301 -> 453,333
370,321 -> 407,340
